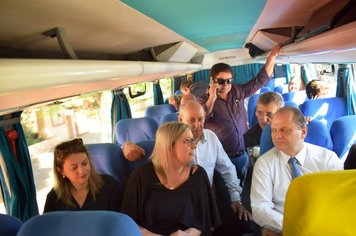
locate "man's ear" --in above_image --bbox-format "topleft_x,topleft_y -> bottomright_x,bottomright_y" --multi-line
301,126 -> 308,139
178,114 -> 183,123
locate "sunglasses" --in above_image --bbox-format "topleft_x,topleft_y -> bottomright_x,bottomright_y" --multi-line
213,78 -> 233,85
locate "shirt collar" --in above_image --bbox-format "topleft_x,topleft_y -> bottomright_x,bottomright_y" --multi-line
196,129 -> 207,145
280,144 -> 306,166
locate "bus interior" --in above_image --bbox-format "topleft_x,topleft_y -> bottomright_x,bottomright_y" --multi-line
0,0 -> 356,234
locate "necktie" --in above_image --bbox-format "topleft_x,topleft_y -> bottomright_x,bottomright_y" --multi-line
288,157 -> 301,180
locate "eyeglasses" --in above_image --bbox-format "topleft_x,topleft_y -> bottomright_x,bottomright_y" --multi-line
255,111 -> 274,119
181,138 -> 196,147
213,78 -> 233,85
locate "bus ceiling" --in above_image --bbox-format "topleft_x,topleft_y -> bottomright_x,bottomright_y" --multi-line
0,0 -> 356,114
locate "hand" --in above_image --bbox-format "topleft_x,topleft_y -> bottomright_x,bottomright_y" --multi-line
231,202 -> 252,221
122,141 -> 145,161
304,116 -> 312,125
208,81 -> 220,99
262,228 -> 282,236
169,229 -> 189,236
270,44 -> 281,58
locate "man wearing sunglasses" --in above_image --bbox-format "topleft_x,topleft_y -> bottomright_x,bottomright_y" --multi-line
197,45 -> 281,189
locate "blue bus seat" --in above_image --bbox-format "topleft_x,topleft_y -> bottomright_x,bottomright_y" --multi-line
115,117 -> 158,146
273,85 -> 287,95
145,104 -> 177,125
17,211 -> 141,236
159,113 -> 179,125
330,115 -> 356,160
264,79 -> 276,91
260,86 -> 271,94
164,98 -> 169,104
0,214 -> 22,236
247,94 -> 261,129
284,101 -> 299,108
86,143 -> 127,193
260,120 -> 333,156
124,139 -> 155,175
283,91 -> 308,105
174,90 -> 183,96
283,170 -> 356,236
300,97 -> 347,130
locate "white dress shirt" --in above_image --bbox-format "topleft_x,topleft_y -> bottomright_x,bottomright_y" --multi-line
194,129 -> 243,202
251,143 -> 343,233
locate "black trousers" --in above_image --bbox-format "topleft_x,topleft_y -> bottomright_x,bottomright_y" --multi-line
212,197 -> 253,236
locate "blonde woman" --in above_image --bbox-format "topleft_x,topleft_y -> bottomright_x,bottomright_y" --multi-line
43,138 -> 121,212
121,122 -> 221,236
288,76 -> 305,92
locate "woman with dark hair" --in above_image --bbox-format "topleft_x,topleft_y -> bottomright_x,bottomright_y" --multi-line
121,122 -> 221,236
43,138 -> 121,212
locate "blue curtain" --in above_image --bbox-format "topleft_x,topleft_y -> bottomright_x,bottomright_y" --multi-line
336,66 -> 356,115
192,69 -> 210,83
153,81 -> 164,105
285,64 -> 292,84
0,112 -> 39,222
300,66 -> 309,85
111,89 -> 132,143
192,63 -> 265,84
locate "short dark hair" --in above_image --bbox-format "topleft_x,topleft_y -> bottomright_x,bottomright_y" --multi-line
275,106 -> 306,129
257,92 -> 284,108
210,63 -> 233,78
180,80 -> 194,92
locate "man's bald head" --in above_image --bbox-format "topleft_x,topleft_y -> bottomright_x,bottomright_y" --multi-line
180,94 -> 197,105
179,100 -> 205,140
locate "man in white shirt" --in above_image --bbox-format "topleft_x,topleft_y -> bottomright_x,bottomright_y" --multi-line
251,106 -> 343,236
123,100 -> 252,235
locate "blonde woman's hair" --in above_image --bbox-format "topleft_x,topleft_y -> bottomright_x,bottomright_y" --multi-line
53,138 -> 104,207
149,122 -> 190,183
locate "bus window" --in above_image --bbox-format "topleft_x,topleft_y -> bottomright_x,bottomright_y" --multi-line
124,78 -> 173,118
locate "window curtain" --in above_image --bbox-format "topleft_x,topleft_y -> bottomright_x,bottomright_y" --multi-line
285,64 -> 292,84
0,111 -> 39,222
192,69 -> 210,83
336,65 -> 356,115
111,89 -> 132,143
153,81 -> 164,105
192,63 -> 265,84
300,65 -> 309,85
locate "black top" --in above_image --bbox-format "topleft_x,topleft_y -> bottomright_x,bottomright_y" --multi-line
121,162 -> 221,235
344,144 -> 356,169
243,123 -> 263,150
43,174 -> 121,213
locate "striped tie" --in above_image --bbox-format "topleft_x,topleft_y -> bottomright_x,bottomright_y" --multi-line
288,157 -> 301,180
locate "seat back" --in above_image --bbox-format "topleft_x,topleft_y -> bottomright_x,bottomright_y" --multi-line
86,143 -> 127,193
273,85 -> 287,95
260,86 -> 271,94
330,115 -> 356,160
284,101 -> 299,108
283,170 -> 356,236
248,94 -> 261,129
115,117 -> 158,146
17,211 -> 141,236
283,90 -> 307,105
124,139 -> 156,175
260,120 -> 333,156
145,104 -> 177,125
0,214 -> 22,236
300,97 -> 347,130
159,113 -> 179,125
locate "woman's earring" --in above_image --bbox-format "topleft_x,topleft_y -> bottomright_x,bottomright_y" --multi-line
63,175 -> 66,178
